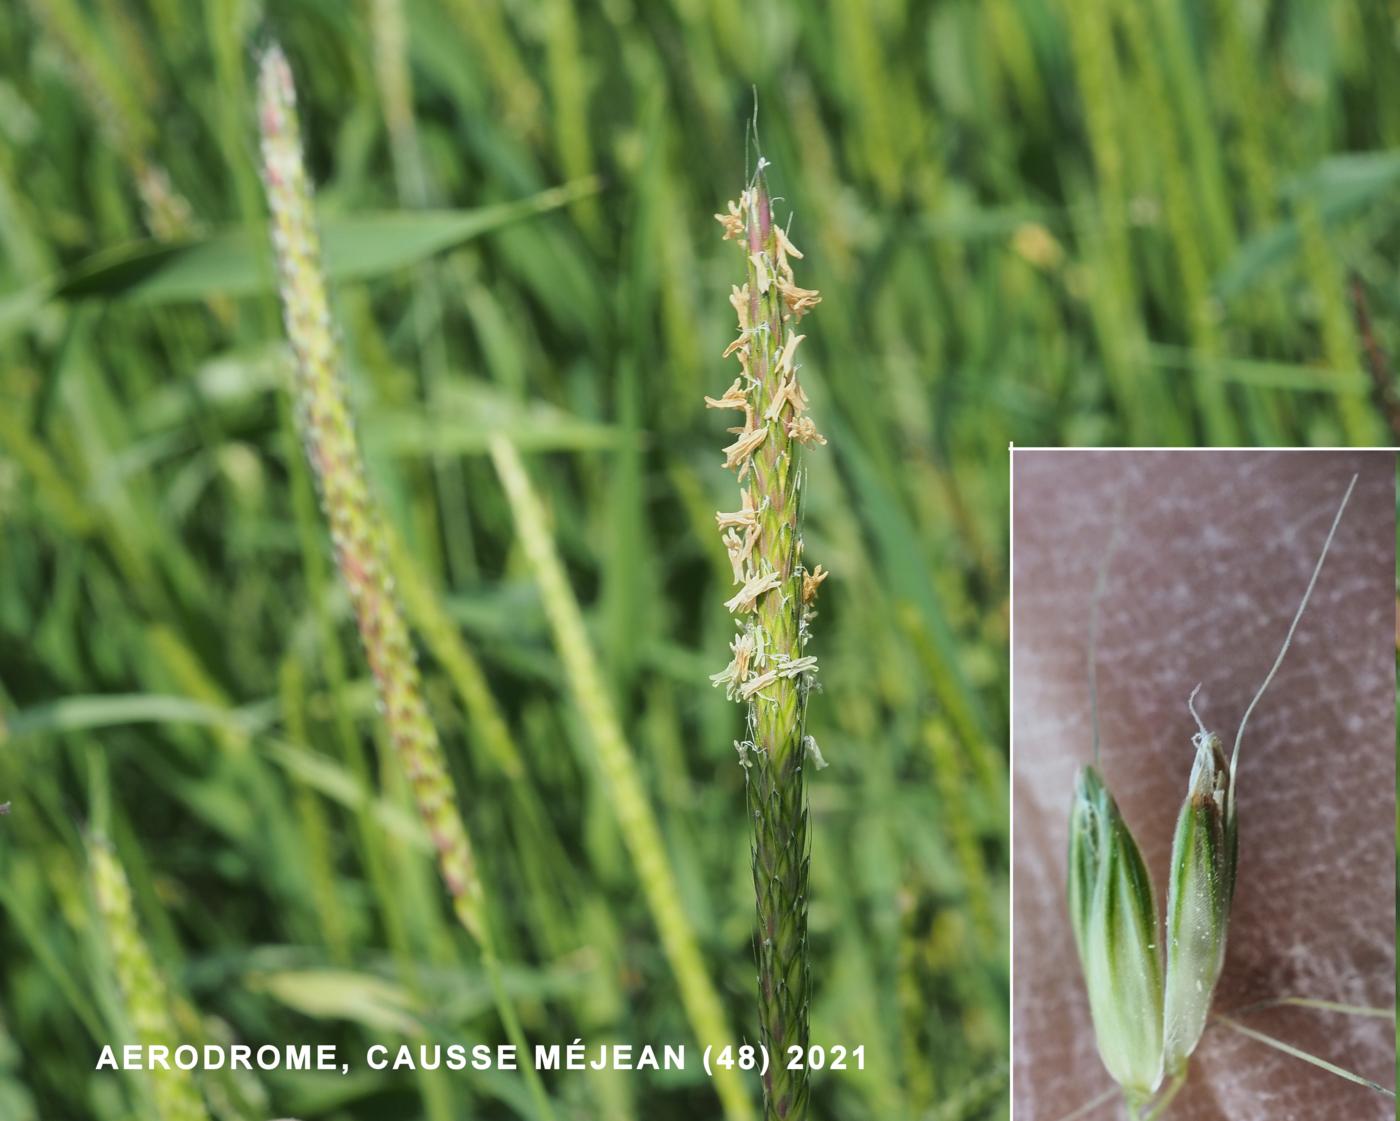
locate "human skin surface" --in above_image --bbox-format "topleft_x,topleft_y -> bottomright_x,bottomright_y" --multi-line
1011,449 -> 1395,1121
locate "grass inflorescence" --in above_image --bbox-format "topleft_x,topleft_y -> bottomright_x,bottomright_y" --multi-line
256,44 -> 553,1120
89,834 -> 211,1121
257,42 -> 487,950
709,161 -> 825,1121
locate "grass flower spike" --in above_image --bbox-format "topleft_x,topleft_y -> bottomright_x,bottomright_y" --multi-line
256,45 -> 485,943
90,835 -> 211,1121
711,158 -> 824,1121
256,45 -> 554,1120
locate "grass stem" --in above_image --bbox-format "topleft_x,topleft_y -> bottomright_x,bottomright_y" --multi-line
489,433 -> 754,1121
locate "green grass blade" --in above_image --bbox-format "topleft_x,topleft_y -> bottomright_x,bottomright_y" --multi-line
53,178 -> 602,304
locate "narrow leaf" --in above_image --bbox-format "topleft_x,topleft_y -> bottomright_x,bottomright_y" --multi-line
52,177 -> 601,304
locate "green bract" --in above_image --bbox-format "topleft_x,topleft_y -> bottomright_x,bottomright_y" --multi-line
1067,765 -> 1165,1103
1163,726 -> 1237,1074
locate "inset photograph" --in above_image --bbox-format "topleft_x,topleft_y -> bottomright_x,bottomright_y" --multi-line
1011,449 -> 1396,1120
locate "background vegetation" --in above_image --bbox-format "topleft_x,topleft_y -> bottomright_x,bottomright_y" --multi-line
0,1 -> 1396,1119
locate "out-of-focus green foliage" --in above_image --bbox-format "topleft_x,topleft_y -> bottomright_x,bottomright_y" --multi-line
0,0 -> 1395,1118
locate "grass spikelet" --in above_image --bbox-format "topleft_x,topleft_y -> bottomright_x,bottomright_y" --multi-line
1066,766 -> 1164,1108
88,835 -> 211,1121
1159,705 -> 1232,1077
1160,473 -> 1359,1081
710,157 -> 825,1121
255,44 -> 554,1121
1066,470 -> 1366,1118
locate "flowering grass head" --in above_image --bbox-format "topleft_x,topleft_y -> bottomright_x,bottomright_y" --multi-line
709,157 -> 824,1121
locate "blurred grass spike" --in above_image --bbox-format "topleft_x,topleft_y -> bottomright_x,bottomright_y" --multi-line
23,0 -> 194,239
89,834 -> 212,1121
710,155 -> 824,1121
254,42 -> 556,1121
256,39 -> 486,943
